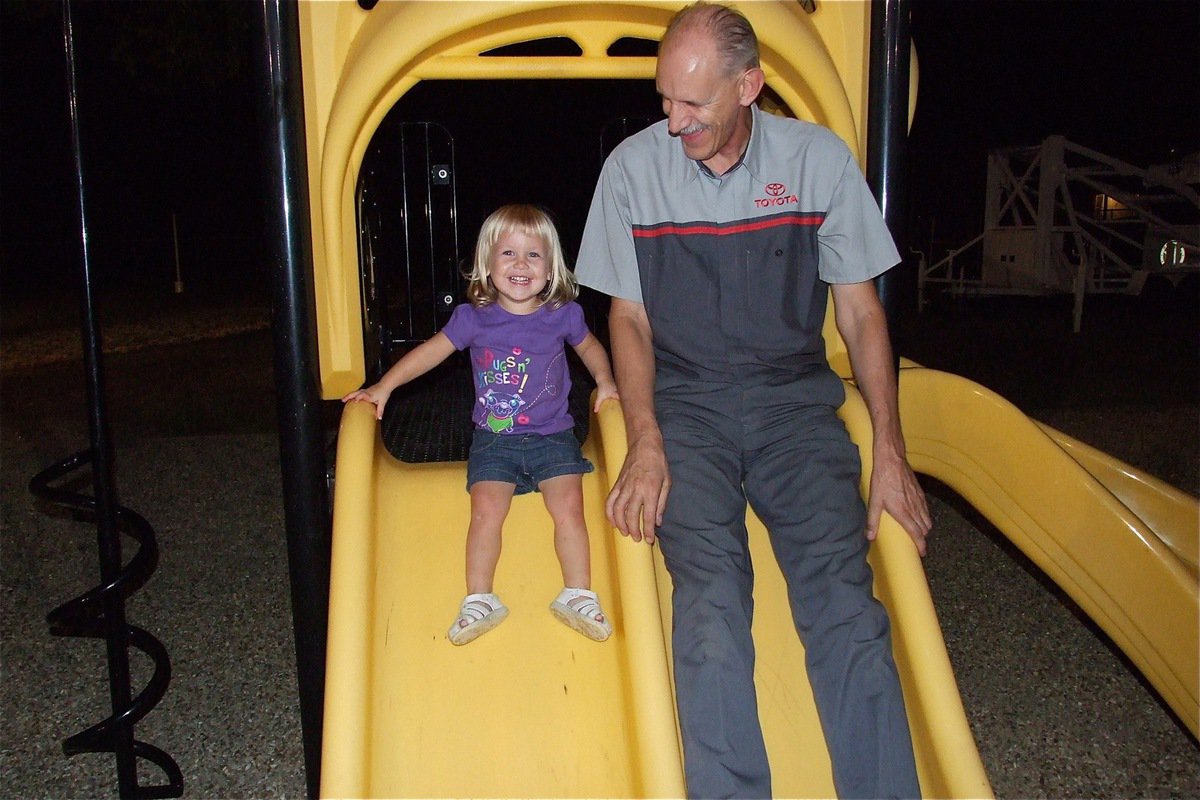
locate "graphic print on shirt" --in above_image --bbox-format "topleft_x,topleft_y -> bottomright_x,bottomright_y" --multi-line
479,388 -> 525,433
475,346 -> 565,433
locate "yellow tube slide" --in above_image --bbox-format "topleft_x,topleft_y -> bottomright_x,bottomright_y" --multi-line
897,365 -> 1199,738
322,392 -> 992,799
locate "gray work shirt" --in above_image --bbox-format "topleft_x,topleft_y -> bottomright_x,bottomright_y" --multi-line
576,103 -> 899,405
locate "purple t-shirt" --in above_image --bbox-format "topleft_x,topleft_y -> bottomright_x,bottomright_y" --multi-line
441,301 -> 590,436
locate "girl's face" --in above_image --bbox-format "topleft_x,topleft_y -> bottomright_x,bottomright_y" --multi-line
488,229 -> 550,314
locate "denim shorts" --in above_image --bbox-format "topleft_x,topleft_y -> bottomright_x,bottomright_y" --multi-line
466,428 -> 594,495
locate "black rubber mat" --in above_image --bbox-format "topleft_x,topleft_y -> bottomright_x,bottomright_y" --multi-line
380,351 -> 595,464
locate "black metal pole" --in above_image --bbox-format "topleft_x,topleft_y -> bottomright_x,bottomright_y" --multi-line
44,8 -> 184,796
256,1 -> 330,797
61,1 -> 139,793
867,0 -> 912,363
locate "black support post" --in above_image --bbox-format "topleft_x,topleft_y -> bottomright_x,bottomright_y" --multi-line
62,1 -> 136,790
867,0 -> 912,363
36,3 -> 183,797
256,2 -> 329,797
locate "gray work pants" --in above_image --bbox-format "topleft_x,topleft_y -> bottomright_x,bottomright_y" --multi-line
655,387 -> 920,799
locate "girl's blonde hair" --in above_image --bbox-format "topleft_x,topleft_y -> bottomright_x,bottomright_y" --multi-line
466,204 -> 578,308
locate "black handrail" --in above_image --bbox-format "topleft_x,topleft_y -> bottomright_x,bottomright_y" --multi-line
27,3 -> 183,797
30,451 -> 183,799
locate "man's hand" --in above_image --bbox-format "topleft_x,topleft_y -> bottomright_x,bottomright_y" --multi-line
604,296 -> 667,545
830,279 -> 931,557
606,434 -> 670,545
866,449 -> 931,556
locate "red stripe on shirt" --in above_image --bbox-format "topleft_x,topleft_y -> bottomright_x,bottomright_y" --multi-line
632,213 -> 825,238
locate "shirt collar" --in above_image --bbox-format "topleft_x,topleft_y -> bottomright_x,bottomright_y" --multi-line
682,103 -> 766,184
741,103 -> 769,183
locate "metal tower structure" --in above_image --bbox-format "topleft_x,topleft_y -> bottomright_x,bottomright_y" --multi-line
918,136 -> 1199,330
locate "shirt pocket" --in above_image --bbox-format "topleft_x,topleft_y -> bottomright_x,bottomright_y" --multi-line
640,241 -> 719,324
750,229 -> 822,335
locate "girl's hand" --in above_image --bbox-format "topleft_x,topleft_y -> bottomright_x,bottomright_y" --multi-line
592,381 -> 620,412
341,384 -> 393,420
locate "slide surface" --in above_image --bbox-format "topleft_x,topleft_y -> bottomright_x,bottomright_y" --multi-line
322,390 -> 990,799
897,365 -> 1199,737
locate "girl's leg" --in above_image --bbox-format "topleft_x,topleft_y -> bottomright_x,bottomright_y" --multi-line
542,473 -> 610,641
538,473 -> 590,589
465,480 -> 515,594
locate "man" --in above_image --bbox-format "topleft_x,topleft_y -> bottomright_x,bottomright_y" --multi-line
575,3 -> 931,798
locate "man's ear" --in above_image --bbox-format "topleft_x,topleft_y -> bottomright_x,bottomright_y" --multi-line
739,67 -> 766,107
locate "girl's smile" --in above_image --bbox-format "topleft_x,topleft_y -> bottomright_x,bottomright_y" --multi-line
489,230 -> 550,313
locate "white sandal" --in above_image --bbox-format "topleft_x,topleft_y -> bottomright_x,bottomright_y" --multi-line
550,588 -> 612,642
448,593 -> 508,645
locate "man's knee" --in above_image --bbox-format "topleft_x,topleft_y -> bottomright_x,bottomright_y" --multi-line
674,606 -> 755,671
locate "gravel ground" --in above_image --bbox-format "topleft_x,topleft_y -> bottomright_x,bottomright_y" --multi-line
1,289 -> 270,372
1,284 -> 1196,799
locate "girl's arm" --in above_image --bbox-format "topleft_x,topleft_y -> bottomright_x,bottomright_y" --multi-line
341,331 -> 457,420
572,332 -> 619,412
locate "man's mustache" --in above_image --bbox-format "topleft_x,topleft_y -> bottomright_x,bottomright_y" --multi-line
669,123 -> 707,138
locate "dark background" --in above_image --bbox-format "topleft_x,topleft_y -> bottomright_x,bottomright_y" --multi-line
1,5 -> 1196,797
906,0 -> 1199,259
2,0 -> 1197,303
2,0 -> 261,298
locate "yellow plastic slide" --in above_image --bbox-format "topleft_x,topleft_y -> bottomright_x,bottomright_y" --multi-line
897,365 -> 1199,737
322,388 -> 991,799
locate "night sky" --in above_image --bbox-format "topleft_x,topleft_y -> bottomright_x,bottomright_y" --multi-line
1,0 -> 1197,300
907,0 -> 1199,254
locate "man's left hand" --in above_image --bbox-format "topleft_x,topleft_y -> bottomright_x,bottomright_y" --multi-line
866,450 -> 931,556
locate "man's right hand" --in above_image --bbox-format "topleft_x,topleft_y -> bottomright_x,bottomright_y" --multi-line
606,433 -> 671,544
605,296 -> 668,544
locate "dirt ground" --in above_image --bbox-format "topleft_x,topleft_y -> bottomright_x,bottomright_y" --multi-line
1,282 -> 1196,798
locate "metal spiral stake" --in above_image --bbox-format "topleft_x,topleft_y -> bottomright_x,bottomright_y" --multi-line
30,453 -> 184,799
27,2 -> 183,797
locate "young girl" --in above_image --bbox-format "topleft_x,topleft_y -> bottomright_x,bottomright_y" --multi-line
343,205 -> 619,645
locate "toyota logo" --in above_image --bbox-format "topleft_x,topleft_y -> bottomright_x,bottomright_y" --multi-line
765,182 -> 786,197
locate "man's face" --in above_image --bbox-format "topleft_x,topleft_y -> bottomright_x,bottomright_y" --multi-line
656,28 -> 753,171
